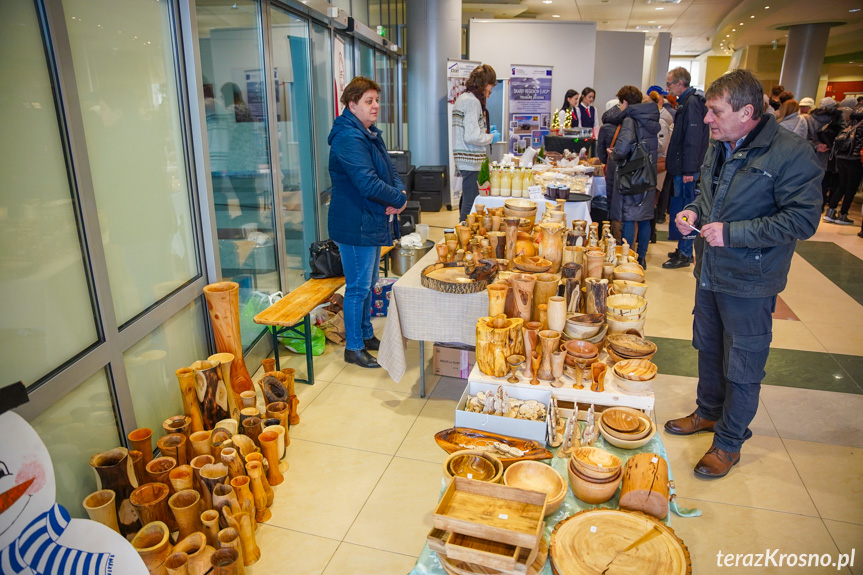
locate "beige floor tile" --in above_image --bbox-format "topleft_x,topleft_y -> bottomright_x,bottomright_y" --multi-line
290,383 -> 426,454
266,438 -> 391,539
333,344 -> 441,397
421,207 -> 459,229
824,520 -> 863,575
395,378 -> 467,464
344,456 -> 445,556
671,499 -> 843,575
295,379 -> 332,416
784,439 -> 863,525
652,374 -> 778,438
322,543 -> 417,575
661,433 -> 818,516
265,340 -> 348,383
761,386 -> 863,448
246,524 -> 339,575
771,319 -> 828,352
805,321 -> 863,356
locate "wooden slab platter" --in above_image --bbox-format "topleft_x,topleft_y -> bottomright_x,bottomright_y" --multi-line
549,509 -> 691,575
440,537 -> 549,575
435,428 -> 553,467
422,260 -> 498,294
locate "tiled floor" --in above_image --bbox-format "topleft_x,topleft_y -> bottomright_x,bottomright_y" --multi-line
248,199 -> 863,574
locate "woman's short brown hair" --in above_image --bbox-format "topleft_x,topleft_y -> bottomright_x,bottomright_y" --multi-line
616,85 -> 643,106
466,64 -> 498,93
341,76 -> 381,108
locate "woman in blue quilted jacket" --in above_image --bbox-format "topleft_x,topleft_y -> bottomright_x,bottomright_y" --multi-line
328,77 -> 407,368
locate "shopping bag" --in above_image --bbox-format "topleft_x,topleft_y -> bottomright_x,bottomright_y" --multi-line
280,324 -> 326,356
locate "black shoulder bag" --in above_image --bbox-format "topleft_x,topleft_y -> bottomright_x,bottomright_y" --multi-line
616,119 -> 657,196
308,240 -> 343,278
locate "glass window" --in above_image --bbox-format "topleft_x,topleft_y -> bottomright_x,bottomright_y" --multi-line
340,35 -> 355,83
196,0 -> 280,348
359,41 -> 375,79
270,8 -> 318,290
353,0 -> 369,25
333,0 -> 351,13
0,0 -> 99,388
64,0 -> 199,325
31,369 -> 122,518
401,57 -> 409,148
375,51 -> 394,147
124,300 -> 209,437
311,23 -> 334,240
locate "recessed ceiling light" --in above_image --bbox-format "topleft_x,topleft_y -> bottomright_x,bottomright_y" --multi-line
726,34 -> 730,37
850,7 -> 861,11
751,15 -> 755,18
543,0 -> 552,3
655,6 -> 664,10
732,28 -> 736,31
552,14 -> 560,18
740,22 -> 744,25
764,5 -> 769,8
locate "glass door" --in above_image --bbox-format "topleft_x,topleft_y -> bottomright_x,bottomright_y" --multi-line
358,41 -> 374,79
310,22 -> 334,240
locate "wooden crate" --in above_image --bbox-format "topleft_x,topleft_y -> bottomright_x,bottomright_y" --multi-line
427,527 -> 539,575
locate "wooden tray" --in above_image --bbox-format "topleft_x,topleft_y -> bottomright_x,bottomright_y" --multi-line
549,509 -> 691,575
440,537 -> 548,575
433,477 -> 547,548
435,428 -> 553,468
446,532 -> 521,572
421,261 -> 497,294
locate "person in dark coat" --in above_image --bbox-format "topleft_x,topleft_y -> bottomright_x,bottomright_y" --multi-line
328,76 -> 407,368
824,103 -> 863,226
610,87 -> 660,268
663,66 -> 710,269
597,99 -> 626,235
807,98 -> 845,209
574,87 -> 597,130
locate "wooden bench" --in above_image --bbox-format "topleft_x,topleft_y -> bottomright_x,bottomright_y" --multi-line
254,276 -> 345,386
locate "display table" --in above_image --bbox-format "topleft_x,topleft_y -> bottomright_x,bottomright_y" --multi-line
471,195 -> 592,226
543,135 -> 596,157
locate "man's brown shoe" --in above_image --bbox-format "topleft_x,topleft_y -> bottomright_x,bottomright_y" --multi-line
694,447 -> 740,478
664,412 -> 716,436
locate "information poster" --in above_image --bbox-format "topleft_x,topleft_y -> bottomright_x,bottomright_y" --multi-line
333,35 -> 347,116
508,65 -> 553,155
447,59 -> 482,208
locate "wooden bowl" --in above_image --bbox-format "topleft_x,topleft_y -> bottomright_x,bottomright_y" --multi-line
442,449 -> 504,483
568,464 -> 622,504
562,339 -> 599,359
607,334 -> 657,357
606,346 -> 656,363
613,262 -> 645,282
599,418 -> 657,449
568,459 -> 622,484
606,294 -> 648,317
571,447 -> 622,478
601,409 -> 640,433
503,461 -> 567,517
600,414 -> 653,441
514,255 -> 552,273
504,198 -> 538,211
606,315 -> 645,336
612,279 -> 648,297
564,313 -> 605,339
613,359 -> 658,381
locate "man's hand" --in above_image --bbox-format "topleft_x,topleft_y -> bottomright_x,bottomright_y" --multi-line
675,209 -> 698,234
682,174 -> 695,183
701,222 -> 725,247
816,143 -> 829,153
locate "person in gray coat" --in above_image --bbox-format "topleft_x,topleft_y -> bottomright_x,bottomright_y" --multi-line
610,86 -> 660,268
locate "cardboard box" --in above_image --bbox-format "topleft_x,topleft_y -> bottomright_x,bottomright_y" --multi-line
455,381 -> 551,445
433,343 -> 476,379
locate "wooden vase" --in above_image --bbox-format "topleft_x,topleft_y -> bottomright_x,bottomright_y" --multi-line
203,282 -> 255,406
261,357 -> 276,372
128,428 -> 154,466
131,521 -> 173,574
562,262 -> 583,281
200,463 -> 229,512
262,425 -> 286,460
547,296 -> 567,333
475,315 -> 524,378
565,279 -> 582,314
209,352 -> 240,421
83,489 -> 120,533
175,368 -> 205,433
191,360 -> 231,430
244,461 -> 272,522
131,482 -> 175,531
165,552 -> 191,575
89,447 -> 140,536
158,433 -> 188,466
260,371 -> 289,405
537,330 -> 561,381
586,278 -> 609,315
146,456 -> 177,491
510,273 -> 536,323
586,250 -> 604,279
538,222 -> 565,273
211,548 -> 242,575
189,431 -> 212,457
220,447 -> 246,481
487,231 -> 506,259
222,500 -> 260,566
551,351 -> 567,385
591,362 -> 608,393
230,476 -> 257,532
244,453 -> 273,506
532,273 -> 560,322
169,464 -> 197,493
239,391 -> 256,409
129,450 -> 146,488
486,284 -> 509,317
189,455 -> 215,508
258,431 -> 284,485
217,529 -> 246,575
239,407 -> 260,427
503,217 -> 520,269
201,509 -> 221,548
538,304 -> 548,330
173,532 -> 216,575
163,415 -> 193,438
265,401 -> 290,447
242,416 -> 263,447
436,243 -> 449,263
169,489 -> 203,540
522,322 -> 542,379
212,483 -> 238,528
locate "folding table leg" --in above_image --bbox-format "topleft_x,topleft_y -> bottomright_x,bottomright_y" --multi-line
302,314 -> 315,385
271,326 -> 281,371
419,339 -> 425,398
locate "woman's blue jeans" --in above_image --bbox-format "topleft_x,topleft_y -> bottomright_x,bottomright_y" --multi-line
335,243 -> 381,351
622,220 -> 651,260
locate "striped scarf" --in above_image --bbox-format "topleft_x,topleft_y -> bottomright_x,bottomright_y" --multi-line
1,504 -> 113,575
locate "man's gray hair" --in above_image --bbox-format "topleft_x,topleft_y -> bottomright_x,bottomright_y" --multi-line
706,69 -> 764,120
668,67 -> 691,87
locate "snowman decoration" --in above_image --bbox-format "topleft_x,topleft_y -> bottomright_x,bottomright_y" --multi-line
0,383 -> 147,575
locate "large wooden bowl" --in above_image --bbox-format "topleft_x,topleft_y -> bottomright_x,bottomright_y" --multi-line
599,417 -> 657,450
503,461 -> 567,517
607,346 -> 656,364
613,359 -> 658,381
562,339 -> 599,359
606,314 -> 645,337
504,198 -> 538,211
599,411 -> 653,441
571,446 -> 622,478
607,334 -> 657,357
564,313 -> 605,339
514,255 -> 553,273
606,294 -> 648,317
434,428 -> 553,467
613,262 -> 645,282
612,279 -> 648,297
443,449 -> 504,483
567,464 -> 622,504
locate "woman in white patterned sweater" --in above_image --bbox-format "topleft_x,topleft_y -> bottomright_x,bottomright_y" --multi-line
452,64 -> 497,221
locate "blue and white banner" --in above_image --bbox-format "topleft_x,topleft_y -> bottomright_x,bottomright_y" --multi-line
508,65 -> 552,154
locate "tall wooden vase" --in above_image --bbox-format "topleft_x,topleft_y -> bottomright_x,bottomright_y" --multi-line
176,368 -> 206,433
83,489 -> 120,533
486,284 -> 509,317
532,273 -> 560,323
536,330 -> 561,381
209,352 -> 241,421
538,222 -> 565,273
522,322 -> 542,380
203,282 -> 255,404
89,447 -> 141,536
258,431 -> 284,485
191,360 -> 231,430
503,217 -> 520,269
510,274 -> 536,323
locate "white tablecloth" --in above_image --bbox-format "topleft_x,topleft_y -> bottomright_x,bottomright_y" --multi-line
470,195 -> 592,225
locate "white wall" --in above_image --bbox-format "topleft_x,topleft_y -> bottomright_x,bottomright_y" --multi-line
468,19 -> 597,113
595,31 -> 647,112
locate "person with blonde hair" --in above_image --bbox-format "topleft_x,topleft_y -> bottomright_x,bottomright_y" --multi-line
777,99 -> 808,138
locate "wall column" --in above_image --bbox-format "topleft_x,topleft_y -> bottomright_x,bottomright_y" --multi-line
779,23 -> 832,99
406,0 -> 461,166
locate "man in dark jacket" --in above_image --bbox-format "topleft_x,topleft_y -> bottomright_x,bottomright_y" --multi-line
665,70 -> 822,478
663,67 -> 709,269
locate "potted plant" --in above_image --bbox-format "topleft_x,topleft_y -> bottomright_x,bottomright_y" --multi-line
478,157 -> 491,196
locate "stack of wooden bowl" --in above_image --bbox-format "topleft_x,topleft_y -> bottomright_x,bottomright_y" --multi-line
563,313 -> 605,341
567,447 -> 623,504
611,358 -> 658,393
503,198 -> 538,226
612,278 -> 648,297
606,333 -> 657,363
503,461 -> 567,517
442,449 -> 504,483
606,293 -> 647,336
561,339 -> 599,368
598,407 -> 656,449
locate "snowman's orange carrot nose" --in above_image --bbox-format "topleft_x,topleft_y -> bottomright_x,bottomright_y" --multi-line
0,477 -> 35,515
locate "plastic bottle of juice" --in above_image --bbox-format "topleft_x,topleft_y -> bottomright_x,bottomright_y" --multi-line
489,164 -> 501,196
500,167 -> 512,197
511,168 -> 524,198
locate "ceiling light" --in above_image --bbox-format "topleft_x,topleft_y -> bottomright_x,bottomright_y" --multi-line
732,28 -> 736,31
850,8 -> 861,11
726,34 -> 730,37
655,6 -> 664,10
751,15 -> 755,18
552,14 -> 560,18
543,0 -> 552,3
648,20 -> 656,23
764,5 -> 769,8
